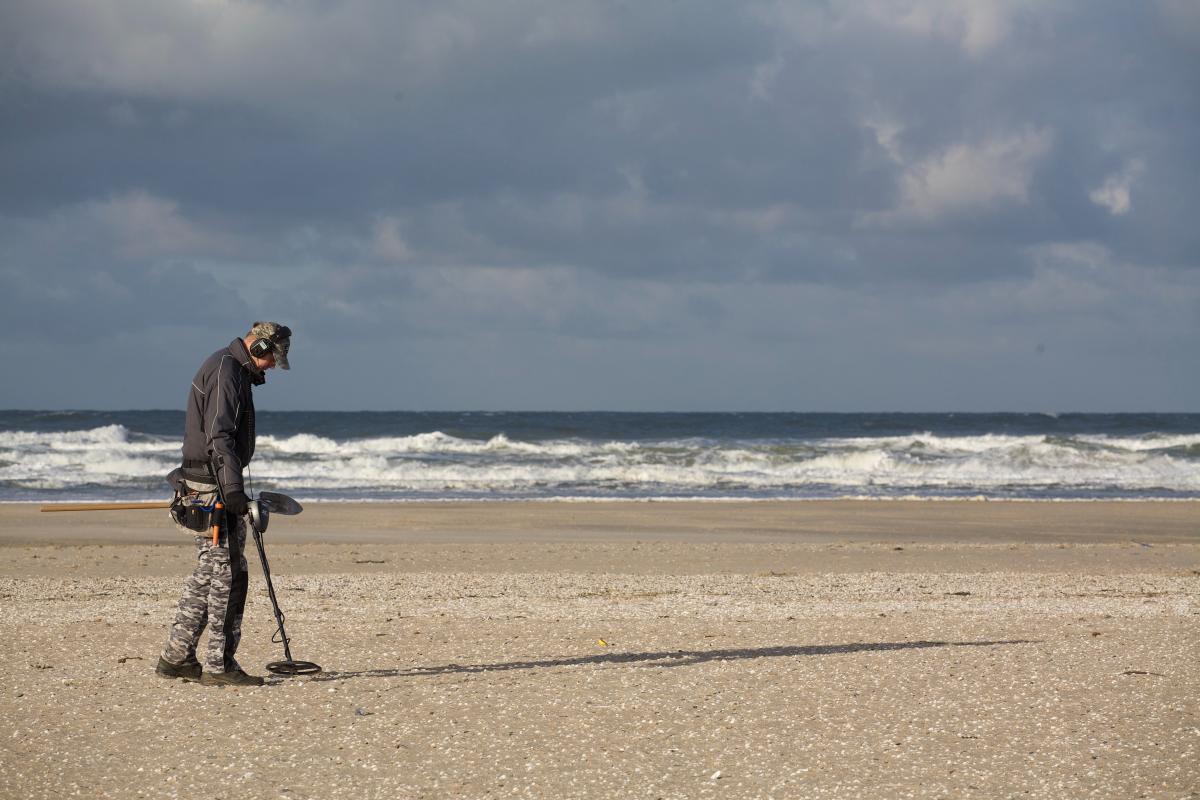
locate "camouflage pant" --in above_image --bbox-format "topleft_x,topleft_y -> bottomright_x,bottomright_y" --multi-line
161,482 -> 249,674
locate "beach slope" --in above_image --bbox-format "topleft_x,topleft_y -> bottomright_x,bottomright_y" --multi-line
1,501 -> 1196,798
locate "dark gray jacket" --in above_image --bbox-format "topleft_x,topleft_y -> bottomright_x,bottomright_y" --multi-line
180,338 -> 261,495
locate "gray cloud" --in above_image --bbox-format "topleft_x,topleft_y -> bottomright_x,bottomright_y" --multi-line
1,1 -> 1196,410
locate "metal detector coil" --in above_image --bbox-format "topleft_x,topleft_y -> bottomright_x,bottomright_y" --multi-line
266,658 -> 322,675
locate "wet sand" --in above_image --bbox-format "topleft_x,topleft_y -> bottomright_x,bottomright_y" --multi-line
1,501 -> 1197,798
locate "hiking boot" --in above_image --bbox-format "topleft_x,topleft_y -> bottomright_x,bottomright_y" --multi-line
199,669 -> 265,687
156,656 -> 202,682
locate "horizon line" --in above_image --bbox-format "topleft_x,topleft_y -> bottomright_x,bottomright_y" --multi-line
1,408 -> 1196,416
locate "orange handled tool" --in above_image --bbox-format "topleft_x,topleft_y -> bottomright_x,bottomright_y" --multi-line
211,501 -> 224,546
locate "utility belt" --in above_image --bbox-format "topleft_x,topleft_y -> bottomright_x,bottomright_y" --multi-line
182,459 -> 216,485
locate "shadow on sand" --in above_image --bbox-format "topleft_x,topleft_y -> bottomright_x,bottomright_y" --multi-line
300,639 -> 1036,684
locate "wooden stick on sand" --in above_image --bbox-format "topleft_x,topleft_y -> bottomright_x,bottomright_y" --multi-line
40,502 -> 171,512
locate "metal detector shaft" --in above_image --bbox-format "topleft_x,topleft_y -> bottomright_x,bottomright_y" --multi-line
249,527 -> 295,663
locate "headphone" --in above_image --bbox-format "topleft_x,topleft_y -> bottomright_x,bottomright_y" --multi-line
249,325 -> 292,359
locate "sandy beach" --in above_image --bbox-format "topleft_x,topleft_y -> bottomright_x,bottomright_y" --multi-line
1,500 -> 1197,798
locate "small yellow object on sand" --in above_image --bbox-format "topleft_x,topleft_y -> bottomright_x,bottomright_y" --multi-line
597,639 -> 608,647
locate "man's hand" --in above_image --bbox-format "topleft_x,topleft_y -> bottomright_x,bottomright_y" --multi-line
224,489 -> 250,517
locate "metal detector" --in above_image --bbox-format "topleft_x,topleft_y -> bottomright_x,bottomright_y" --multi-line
247,492 -> 321,675
208,461 -> 322,676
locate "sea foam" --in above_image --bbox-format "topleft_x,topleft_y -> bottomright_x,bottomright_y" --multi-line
4,422 -> 1199,502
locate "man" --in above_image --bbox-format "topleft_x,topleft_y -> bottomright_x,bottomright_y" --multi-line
156,321 -> 292,687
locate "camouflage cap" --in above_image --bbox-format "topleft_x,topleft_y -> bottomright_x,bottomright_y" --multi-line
248,321 -> 291,370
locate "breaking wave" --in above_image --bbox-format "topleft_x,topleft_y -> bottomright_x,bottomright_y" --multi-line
4,420 -> 1199,502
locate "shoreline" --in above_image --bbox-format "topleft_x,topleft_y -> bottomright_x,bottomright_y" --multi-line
5,498 -> 1199,545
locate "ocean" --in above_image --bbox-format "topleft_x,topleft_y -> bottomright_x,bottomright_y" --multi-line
3,410 -> 1199,503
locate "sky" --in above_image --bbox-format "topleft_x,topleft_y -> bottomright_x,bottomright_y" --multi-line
1,0 -> 1197,412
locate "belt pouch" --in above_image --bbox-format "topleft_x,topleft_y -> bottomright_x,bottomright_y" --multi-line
170,496 -> 214,532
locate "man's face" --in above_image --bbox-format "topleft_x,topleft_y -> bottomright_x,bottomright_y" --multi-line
251,349 -> 277,372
